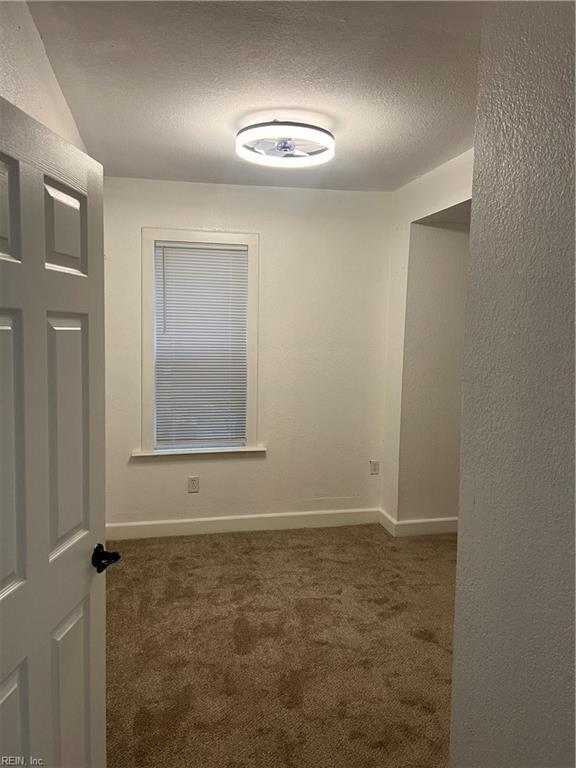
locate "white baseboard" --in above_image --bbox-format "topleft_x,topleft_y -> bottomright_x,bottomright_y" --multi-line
106,507 -> 457,541
106,507 -> 381,540
378,508 -> 458,536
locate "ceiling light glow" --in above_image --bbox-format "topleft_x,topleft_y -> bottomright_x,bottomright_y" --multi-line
235,121 -> 335,168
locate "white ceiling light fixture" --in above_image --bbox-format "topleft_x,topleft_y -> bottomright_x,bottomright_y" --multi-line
235,120 -> 335,168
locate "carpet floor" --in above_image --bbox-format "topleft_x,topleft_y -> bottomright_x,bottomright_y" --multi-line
107,524 -> 457,768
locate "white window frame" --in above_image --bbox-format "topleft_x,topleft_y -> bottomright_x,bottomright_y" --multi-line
135,227 -> 263,457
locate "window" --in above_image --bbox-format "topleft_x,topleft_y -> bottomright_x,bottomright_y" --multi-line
139,228 -> 261,455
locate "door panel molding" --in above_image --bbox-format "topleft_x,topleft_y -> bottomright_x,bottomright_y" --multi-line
0,96 -> 105,768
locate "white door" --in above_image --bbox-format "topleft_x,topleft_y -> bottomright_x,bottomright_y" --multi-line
0,97 -> 110,767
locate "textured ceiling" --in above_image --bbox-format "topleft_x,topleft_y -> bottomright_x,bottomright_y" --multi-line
29,2 -> 482,191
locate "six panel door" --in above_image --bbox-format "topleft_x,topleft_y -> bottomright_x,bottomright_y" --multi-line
0,97 -> 106,767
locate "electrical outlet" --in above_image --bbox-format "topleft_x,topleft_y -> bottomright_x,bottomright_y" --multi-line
187,475 -> 200,493
369,460 -> 380,476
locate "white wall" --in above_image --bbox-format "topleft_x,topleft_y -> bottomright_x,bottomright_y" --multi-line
450,4 -> 574,766
104,178 -> 389,526
381,150 -> 474,523
398,222 -> 469,522
0,2 -> 84,149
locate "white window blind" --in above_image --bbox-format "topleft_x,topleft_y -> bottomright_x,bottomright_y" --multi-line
153,240 -> 249,449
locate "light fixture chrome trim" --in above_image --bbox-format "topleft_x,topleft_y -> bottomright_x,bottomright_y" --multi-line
235,120 -> 335,168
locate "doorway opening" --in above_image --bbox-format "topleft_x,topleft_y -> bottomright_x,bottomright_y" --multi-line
398,200 -> 471,527
104,199 -> 472,768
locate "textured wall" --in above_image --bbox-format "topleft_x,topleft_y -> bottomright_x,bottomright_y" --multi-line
450,4 -> 575,766
398,223 -> 469,521
0,3 -> 84,149
104,178 -> 388,524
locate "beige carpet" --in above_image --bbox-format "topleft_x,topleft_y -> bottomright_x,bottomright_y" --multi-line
107,524 -> 457,768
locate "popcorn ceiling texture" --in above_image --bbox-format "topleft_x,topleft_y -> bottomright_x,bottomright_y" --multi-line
107,525 -> 457,768
28,2 -> 480,191
450,4 -> 575,766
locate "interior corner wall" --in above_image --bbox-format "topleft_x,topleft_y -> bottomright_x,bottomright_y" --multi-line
381,150 -> 474,523
450,4 -> 574,766
0,2 -> 84,149
398,222 -> 469,522
104,177 -> 389,527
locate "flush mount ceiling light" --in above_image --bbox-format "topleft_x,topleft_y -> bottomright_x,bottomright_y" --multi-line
235,120 -> 335,168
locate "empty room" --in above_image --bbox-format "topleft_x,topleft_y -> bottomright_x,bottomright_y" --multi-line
0,2 -> 573,767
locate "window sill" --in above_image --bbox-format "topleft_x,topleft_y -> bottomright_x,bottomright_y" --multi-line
131,445 -> 267,458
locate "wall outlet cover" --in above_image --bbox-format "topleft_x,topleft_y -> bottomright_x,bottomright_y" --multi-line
187,475 -> 200,493
369,460 -> 380,476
